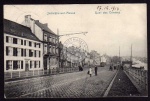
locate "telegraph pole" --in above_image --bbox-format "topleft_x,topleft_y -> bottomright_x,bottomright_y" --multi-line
130,44 -> 132,67
119,46 -> 120,64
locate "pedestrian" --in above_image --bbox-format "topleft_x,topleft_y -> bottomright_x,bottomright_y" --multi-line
94,66 -> 98,76
89,67 -> 92,77
109,65 -> 112,71
78,65 -> 81,71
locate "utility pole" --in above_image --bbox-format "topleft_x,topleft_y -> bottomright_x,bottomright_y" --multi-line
119,46 -> 120,64
130,44 -> 132,67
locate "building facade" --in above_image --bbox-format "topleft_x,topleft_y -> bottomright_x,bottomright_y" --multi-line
4,19 -> 43,72
22,15 -> 59,70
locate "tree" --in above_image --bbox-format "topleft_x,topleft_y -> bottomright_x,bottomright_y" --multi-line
89,50 -> 100,59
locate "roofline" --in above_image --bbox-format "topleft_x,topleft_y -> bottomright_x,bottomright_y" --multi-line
4,19 -> 41,42
4,19 -> 32,30
34,20 -> 58,37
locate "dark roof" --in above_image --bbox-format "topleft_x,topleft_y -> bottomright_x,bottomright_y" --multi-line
35,20 -> 56,36
4,19 -> 40,41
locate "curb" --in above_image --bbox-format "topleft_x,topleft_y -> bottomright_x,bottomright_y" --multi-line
103,70 -> 119,97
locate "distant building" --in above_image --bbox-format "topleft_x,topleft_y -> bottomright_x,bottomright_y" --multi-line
4,19 -> 43,72
60,46 -> 79,68
122,61 -> 132,68
22,15 -> 59,69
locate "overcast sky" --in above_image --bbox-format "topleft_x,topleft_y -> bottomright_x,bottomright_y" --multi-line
4,4 -> 147,57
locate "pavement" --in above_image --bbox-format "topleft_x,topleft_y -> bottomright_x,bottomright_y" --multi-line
4,65 -> 117,98
107,69 -> 140,97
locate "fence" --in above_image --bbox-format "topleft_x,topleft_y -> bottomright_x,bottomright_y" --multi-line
4,67 -> 79,81
124,67 -> 148,93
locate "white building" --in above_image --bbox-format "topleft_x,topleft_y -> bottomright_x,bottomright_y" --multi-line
4,19 -> 43,72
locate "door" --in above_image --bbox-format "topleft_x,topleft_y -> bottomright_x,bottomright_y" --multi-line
25,60 -> 29,71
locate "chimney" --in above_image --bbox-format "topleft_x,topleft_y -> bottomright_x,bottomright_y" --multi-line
24,15 -> 31,27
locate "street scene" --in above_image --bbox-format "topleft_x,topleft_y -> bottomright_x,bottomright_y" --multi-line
4,4 -> 147,98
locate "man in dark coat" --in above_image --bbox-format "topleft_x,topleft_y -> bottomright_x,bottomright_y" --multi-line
94,66 -> 98,76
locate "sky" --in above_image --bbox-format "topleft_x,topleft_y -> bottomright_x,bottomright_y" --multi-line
4,4 -> 147,57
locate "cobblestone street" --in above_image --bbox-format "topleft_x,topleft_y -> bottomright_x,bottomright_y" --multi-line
5,66 -> 117,98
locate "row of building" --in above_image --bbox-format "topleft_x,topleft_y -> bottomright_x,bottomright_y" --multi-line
4,15 -> 89,72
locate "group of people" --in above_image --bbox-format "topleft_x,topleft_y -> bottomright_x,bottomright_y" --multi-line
87,66 -> 98,77
78,65 -> 98,77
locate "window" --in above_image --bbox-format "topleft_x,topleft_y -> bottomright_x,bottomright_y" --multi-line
21,61 -> 23,69
24,40 -> 26,46
13,61 -> 18,70
32,50 -> 34,57
39,44 -> 40,48
21,40 -> 23,45
29,41 -> 32,47
44,44 -> 47,54
13,38 -> 17,44
39,51 -> 41,57
34,43 -> 36,47
13,47 -> 17,56
49,45 -> 51,53
29,49 -> 33,57
53,37 -> 55,43
21,49 -> 23,56
6,46 -> 9,56
44,34 -> 47,41
6,60 -> 12,70
34,50 -> 36,57
6,36 -> 9,43
30,61 -> 32,69
34,61 -> 36,68
39,61 -> 40,68
24,49 -> 26,57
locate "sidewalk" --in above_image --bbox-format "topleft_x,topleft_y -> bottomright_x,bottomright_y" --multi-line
107,69 -> 140,97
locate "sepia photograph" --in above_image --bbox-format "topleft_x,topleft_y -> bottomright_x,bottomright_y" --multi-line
4,4 -> 147,98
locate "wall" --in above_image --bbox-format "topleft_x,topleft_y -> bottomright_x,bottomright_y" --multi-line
124,67 -> 148,95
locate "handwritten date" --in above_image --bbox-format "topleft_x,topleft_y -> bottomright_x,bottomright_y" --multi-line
97,6 -> 120,11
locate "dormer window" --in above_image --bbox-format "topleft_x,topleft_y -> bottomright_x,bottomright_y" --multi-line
44,34 -> 47,41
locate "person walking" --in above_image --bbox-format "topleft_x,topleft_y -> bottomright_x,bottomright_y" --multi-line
89,67 -> 92,77
94,66 -> 98,76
